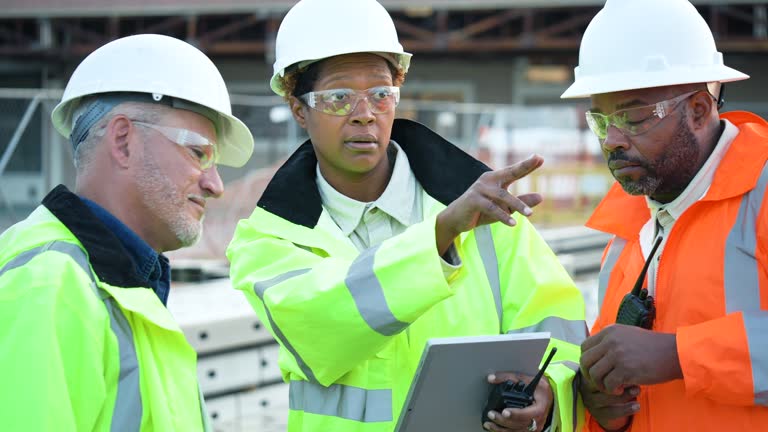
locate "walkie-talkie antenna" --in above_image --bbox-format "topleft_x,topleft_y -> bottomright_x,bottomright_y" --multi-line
630,236 -> 663,296
523,347 -> 558,396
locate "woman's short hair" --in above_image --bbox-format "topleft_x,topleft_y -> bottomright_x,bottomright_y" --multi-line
278,57 -> 406,103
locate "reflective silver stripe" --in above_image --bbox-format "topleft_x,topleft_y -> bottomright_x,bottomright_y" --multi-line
0,241 -> 142,431
598,237 -> 625,309
572,372 -> 582,429
552,361 -> 580,428
724,161 -> 768,406
289,380 -> 392,423
724,160 -> 768,314
345,245 -> 408,336
252,268 -> 318,383
0,241 -> 89,279
552,360 -> 580,372
102,293 -> 142,431
254,268 -> 312,297
475,225 -> 503,329
507,317 -> 588,346
744,313 -> 768,406
199,384 -> 213,432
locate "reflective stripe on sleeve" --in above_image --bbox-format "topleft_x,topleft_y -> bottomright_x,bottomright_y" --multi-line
572,371 -> 582,429
289,380 -> 392,423
724,160 -> 768,406
552,360 -> 580,372
724,160 -> 768,314
744,313 -> 768,406
252,268 -> 318,383
507,317 -> 588,346
475,225 -> 503,329
345,245 -> 409,336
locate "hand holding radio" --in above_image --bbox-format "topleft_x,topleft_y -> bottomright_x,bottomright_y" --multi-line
579,373 -> 640,432
482,348 -> 556,431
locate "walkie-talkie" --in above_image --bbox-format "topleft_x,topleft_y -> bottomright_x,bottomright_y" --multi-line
481,347 -> 558,425
615,236 -> 663,329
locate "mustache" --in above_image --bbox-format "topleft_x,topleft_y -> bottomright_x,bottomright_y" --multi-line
607,151 -> 646,167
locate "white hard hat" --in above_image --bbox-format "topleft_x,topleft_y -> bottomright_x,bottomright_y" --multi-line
51,34 -> 254,167
270,0 -> 412,96
561,0 -> 749,99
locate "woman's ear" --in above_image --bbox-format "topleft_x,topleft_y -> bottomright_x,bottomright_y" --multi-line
289,96 -> 309,129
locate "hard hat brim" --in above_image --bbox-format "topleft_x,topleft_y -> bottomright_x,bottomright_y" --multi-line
561,66 -> 749,99
51,96 -> 254,168
216,113 -> 254,168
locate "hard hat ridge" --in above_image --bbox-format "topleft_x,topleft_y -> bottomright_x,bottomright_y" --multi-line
52,34 -> 254,167
270,0 -> 412,96
561,0 -> 748,98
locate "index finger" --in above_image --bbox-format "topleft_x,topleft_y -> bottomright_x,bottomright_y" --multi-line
489,154 -> 544,186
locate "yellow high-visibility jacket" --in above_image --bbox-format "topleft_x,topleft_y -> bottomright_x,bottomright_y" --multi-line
0,186 -> 210,431
228,119 -> 587,432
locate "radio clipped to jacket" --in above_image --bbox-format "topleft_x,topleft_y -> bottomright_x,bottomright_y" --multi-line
481,347 -> 558,425
615,236 -> 663,329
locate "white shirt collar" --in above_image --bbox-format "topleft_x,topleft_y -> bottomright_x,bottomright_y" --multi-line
316,141 -> 417,236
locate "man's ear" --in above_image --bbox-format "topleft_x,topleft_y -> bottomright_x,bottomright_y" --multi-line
105,115 -> 136,168
289,96 -> 309,129
689,91 -> 716,130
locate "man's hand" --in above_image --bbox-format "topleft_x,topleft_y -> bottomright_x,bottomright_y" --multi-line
483,372 -> 553,432
580,324 -> 683,395
436,155 -> 544,255
580,373 -> 639,431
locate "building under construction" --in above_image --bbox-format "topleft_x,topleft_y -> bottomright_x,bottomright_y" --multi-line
1,0 -> 767,210
2,2 -> 767,430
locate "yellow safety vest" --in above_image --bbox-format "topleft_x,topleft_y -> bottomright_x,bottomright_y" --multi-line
228,119 -> 588,432
0,187 -> 210,432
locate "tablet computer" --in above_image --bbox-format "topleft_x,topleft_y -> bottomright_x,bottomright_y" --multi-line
395,332 -> 550,432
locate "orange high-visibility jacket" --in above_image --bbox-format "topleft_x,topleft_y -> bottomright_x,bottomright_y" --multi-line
585,111 -> 768,431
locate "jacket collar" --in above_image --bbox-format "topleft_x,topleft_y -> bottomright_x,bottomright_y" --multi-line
587,111 -> 768,238
42,185 -> 149,288
258,118 -> 491,228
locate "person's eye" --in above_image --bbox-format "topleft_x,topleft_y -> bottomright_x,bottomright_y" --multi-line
188,146 -> 206,160
621,108 -> 655,126
370,87 -> 392,100
324,90 -> 352,103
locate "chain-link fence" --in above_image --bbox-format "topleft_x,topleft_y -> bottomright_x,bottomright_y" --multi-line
0,98 -> 612,245
0,87 -> 618,238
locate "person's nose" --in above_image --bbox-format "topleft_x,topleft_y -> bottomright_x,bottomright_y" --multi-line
348,96 -> 376,126
200,164 -> 224,199
602,125 -> 630,153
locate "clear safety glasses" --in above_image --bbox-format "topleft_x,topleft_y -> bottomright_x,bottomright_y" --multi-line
585,91 -> 700,140
132,121 -> 218,170
299,86 -> 400,116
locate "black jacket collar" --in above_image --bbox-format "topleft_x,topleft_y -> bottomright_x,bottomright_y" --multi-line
258,118 -> 491,228
42,185 -> 148,288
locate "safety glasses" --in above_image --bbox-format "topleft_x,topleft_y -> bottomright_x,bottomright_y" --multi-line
299,86 -> 400,116
585,91 -> 700,140
132,121 -> 218,170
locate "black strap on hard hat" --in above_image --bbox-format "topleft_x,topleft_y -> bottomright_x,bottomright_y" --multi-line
717,83 -> 726,110
70,92 -> 219,152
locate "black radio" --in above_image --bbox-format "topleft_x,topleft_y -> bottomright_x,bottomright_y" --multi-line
481,347 -> 557,425
615,236 -> 662,329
